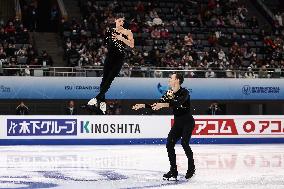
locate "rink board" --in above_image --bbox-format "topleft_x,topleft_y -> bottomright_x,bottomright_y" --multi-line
0,115 -> 284,145
0,77 -> 283,100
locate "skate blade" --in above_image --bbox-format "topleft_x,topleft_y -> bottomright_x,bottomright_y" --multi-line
163,177 -> 178,181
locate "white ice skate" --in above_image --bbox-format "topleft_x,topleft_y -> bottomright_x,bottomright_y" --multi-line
87,98 -> 97,106
100,102 -> 106,114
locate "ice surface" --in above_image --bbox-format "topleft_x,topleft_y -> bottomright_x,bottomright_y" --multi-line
0,144 -> 283,189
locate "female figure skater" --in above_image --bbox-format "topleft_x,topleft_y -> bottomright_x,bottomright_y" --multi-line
88,13 -> 134,114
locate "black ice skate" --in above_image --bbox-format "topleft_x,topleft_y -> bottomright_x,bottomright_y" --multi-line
163,168 -> 178,181
185,169 -> 195,179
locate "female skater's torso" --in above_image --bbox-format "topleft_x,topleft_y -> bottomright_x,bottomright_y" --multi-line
105,28 -> 127,58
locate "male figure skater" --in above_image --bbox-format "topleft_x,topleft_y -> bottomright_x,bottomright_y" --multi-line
88,13 -> 134,114
132,73 -> 196,180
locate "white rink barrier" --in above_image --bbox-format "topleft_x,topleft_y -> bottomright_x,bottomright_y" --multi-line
0,115 -> 283,145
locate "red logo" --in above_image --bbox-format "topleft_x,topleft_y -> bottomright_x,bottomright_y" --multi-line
242,120 -> 283,134
193,119 -> 238,135
194,119 -> 238,135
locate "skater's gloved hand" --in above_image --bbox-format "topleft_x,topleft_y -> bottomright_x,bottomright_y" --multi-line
132,104 -> 145,110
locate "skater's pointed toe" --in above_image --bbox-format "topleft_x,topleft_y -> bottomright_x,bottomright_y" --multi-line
87,98 -> 98,106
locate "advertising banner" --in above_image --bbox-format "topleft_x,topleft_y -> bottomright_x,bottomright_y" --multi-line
0,115 -> 283,144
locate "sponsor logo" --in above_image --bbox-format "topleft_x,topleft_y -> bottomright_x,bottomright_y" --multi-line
0,85 -> 11,93
157,83 -> 192,95
194,119 -> 238,135
242,85 -> 251,95
64,85 -> 100,91
242,120 -> 283,134
242,85 -> 280,95
81,121 -> 141,134
171,119 -> 238,135
7,119 -> 77,136
157,83 -> 169,95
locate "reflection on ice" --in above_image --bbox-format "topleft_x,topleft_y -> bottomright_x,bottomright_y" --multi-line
0,145 -> 283,189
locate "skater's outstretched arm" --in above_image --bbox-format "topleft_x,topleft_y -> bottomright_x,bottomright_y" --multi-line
132,102 -> 157,110
133,71 -> 188,112
152,89 -> 189,110
151,102 -> 169,110
151,90 -> 174,110
152,92 -> 189,110
132,90 -> 174,111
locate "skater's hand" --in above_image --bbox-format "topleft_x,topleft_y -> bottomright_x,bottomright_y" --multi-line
151,103 -> 164,111
112,33 -> 123,41
166,90 -> 174,99
112,33 -> 118,40
132,104 -> 145,110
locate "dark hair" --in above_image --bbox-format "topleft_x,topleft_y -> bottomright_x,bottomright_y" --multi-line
114,13 -> 125,20
175,73 -> 184,85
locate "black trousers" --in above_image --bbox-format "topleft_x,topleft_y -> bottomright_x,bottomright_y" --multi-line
96,52 -> 124,101
166,113 -> 195,171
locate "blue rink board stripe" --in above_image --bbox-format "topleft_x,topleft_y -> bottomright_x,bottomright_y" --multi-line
0,138 -> 284,145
